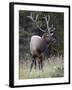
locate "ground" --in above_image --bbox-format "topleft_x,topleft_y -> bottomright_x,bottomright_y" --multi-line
19,56 -> 64,79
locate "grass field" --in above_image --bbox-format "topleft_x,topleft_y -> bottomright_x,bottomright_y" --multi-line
19,56 -> 64,79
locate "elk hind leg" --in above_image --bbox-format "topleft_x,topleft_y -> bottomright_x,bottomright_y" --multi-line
30,56 -> 36,72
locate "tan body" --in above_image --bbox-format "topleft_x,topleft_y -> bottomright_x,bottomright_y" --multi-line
30,35 -> 46,57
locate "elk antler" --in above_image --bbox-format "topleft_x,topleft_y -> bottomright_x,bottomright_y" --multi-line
44,15 -> 55,36
27,12 -> 46,32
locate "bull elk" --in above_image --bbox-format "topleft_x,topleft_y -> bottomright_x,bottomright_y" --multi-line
27,13 -> 56,71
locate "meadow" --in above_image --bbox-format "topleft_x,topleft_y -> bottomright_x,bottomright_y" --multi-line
19,55 -> 64,79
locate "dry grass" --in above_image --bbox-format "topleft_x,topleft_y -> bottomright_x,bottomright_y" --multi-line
19,56 -> 64,79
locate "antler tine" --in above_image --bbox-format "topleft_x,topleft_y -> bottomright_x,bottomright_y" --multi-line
44,16 -> 48,26
49,24 -> 56,32
30,12 -> 33,17
48,24 -> 53,31
36,24 -> 46,32
47,15 -> 50,32
27,12 -> 34,21
48,15 -> 50,22
48,16 -> 56,33
44,15 -> 50,34
50,27 -> 56,32
35,14 -> 38,21
27,12 -> 38,23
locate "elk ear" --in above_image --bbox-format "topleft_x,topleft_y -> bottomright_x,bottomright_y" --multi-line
50,33 -> 53,36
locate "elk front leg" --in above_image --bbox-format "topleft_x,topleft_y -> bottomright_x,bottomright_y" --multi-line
34,59 -> 36,70
38,59 -> 41,70
40,55 -> 43,71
